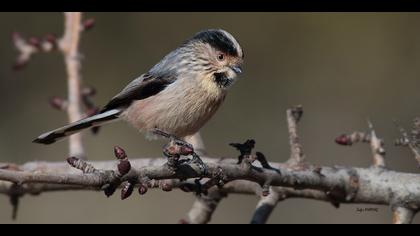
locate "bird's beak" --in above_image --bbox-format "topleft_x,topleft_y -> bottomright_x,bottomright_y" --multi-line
230,65 -> 243,74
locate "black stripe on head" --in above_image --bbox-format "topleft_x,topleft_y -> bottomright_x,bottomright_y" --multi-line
190,29 -> 239,57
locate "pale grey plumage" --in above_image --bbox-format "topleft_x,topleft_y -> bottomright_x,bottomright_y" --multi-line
34,29 -> 244,145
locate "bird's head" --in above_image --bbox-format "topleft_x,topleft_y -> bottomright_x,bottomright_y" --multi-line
184,29 -> 244,89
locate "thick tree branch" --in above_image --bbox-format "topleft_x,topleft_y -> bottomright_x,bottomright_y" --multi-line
1,106 -> 420,223
1,156 -> 420,210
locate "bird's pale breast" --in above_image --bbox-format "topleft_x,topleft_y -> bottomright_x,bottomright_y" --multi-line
121,76 -> 226,138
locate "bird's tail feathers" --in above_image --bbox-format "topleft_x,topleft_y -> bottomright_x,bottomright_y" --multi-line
33,109 -> 122,145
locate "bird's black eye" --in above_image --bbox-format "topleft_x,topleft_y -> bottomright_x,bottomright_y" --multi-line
217,53 -> 225,61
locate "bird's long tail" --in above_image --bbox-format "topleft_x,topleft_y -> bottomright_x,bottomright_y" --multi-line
33,109 -> 122,145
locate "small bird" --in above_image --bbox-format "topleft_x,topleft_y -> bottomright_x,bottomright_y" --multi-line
33,29 -> 244,145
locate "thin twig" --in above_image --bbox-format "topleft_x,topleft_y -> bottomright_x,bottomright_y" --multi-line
286,105 -> 306,165
335,132 -> 371,146
394,120 -> 420,168
367,120 -> 386,168
335,121 -> 386,168
250,187 -> 281,224
60,12 -> 85,159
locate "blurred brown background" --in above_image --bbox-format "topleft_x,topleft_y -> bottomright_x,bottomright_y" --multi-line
0,12 -> 420,224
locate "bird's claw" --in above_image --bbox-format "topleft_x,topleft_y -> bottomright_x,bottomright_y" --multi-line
188,153 -> 208,176
155,129 -> 207,175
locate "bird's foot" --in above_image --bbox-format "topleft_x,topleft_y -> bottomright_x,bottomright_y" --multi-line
154,128 -> 207,175
188,152 -> 208,176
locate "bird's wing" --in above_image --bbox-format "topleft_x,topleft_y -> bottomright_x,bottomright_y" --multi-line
101,73 -> 176,113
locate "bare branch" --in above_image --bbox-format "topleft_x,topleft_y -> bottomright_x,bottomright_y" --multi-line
286,105 -> 306,166
367,121 -> 386,168
185,188 -> 226,224
12,32 -> 38,70
60,12 -> 85,159
335,121 -> 386,168
1,103 -> 419,223
250,187 -> 281,224
1,154 -> 420,211
12,32 -> 57,70
335,132 -> 371,146
250,105 -> 307,224
394,120 -> 420,168
183,132 -> 226,224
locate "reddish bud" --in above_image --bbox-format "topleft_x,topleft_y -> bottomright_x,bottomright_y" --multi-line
12,61 -> 27,71
43,33 -> 57,49
49,96 -> 67,111
66,156 -> 78,166
114,146 -> 127,160
179,219 -> 190,224
165,145 -> 178,156
161,181 -> 173,192
82,18 -> 95,31
335,134 -> 352,146
117,160 -> 131,176
165,143 -> 194,156
179,145 -> 194,156
261,189 -> 270,197
121,182 -> 134,200
262,190 -> 270,197
138,184 -> 148,195
44,33 -> 56,43
1,164 -> 21,171
28,37 -> 41,49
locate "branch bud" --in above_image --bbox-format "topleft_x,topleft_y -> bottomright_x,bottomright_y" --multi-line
114,146 -> 127,160
138,184 -> 148,195
335,134 -> 352,146
121,182 -> 134,200
82,18 -> 95,31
